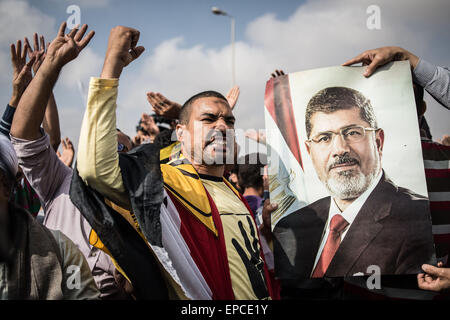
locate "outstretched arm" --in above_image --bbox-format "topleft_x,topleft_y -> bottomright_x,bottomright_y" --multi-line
146,92 -> 181,120
57,137 -> 75,168
10,23 -> 94,206
9,40 -> 34,108
343,46 -> 450,109
26,33 -> 62,151
11,22 -> 94,141
413,59 -> 450,109
77,26 -> 144,208
43,93 -> 61,151
342,46 -> 419,77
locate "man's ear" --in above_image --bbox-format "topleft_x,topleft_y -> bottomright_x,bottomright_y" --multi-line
305,141 -> 311,155
376,129 -> 384,154
176,123 -> 185,142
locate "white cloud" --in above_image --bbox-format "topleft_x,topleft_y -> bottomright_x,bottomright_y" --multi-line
0,0 -> 56,44
0,0 -> 56,86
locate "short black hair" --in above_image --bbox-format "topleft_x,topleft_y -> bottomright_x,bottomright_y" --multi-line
413,83 -> 424,103
413,83 -> 425,116
154,129 -> 177,149
305,87 -> 378,138
179,91 -> 229,124
238,153 -> 266,191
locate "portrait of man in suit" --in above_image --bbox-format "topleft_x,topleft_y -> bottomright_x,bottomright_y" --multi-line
273,86 -> 436,279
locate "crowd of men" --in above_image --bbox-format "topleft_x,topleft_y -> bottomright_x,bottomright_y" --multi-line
0,22 -> 449,300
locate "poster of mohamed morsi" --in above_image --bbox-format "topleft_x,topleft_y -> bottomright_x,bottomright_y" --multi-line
264,61 -> 436,278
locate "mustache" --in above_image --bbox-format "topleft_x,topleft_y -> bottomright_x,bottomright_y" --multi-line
328,154 -> 360,171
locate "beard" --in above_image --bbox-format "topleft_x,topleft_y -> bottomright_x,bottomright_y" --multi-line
324,154 -> 380,200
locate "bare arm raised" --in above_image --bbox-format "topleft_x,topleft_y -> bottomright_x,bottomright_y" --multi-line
26,33 -> 61,151
11,22 -> 94,141
77,26 -> 144,208
0,40 -> 34,138
101,26 -> 145,79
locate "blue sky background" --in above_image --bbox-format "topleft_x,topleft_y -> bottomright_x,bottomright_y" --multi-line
0,0 -> 449,156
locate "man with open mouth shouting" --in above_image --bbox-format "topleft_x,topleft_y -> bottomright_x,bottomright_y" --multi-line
72,26 -> 278,300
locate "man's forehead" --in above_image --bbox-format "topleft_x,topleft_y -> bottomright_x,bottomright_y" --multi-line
310,108 -> 369,133
192,97 -> 232,115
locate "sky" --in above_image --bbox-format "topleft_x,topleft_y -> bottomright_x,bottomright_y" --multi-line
0,0 -> 449,157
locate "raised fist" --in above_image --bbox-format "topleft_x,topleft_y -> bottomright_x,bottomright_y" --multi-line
101,26 -> 145,78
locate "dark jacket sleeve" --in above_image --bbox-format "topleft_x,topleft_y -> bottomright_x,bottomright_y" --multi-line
0,104 -> 16,138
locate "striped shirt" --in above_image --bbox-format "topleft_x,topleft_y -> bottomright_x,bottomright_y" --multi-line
413,59 -> 450,110
0,104 -> 15,138
421,137 -> 450,263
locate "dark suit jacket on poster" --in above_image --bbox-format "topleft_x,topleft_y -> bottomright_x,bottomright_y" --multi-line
273,173 -> 436,284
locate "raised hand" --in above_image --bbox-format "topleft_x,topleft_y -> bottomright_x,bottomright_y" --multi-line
438,135 -> 450,146
245,129 -> 266,145
146,92 -> 181,120
342,46 -> 419,77
25,33 -> 47,74
225,85 -> 240,110
46,22 -> 95,69
263,165 -> 269,192
9,40 -> 35,107
57,137 -> 75,167
101,26 -> 145,79
260,199 -> 278,242
141,113 -> 160,136
271,69 -> 285,78
11,22 -> 94,142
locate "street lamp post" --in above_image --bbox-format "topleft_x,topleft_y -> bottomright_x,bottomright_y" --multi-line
212,7 -> 235,87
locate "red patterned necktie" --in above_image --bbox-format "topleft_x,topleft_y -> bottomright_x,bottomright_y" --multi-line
311,214 -> 349,278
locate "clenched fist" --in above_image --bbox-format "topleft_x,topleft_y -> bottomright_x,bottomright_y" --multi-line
101,26 -> 145,79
